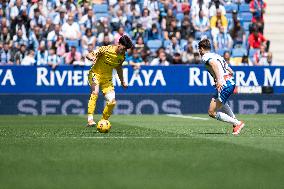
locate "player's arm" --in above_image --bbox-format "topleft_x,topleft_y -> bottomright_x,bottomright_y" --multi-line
85,50 -> 99,63
227,66 -> 234,76
85,46 -> 105,64
115,64 -> 127,89
208,59 -> 222,92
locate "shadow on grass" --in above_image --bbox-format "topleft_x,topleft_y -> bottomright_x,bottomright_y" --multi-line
197,132 -> 229,135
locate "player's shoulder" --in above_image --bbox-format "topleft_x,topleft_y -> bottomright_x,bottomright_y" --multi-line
202,52 -> 218,64
99,45 -> 113,53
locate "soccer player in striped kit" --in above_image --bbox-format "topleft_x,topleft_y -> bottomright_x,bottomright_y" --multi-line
198,39 -> 245,135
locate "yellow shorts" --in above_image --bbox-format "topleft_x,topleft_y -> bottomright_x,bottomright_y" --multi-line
88,71 -> 114,94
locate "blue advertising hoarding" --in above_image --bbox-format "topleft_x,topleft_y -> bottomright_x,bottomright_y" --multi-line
0,94 -> 283,115
0,65 -> 283,94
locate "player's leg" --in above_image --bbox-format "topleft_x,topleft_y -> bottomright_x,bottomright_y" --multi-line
208,97 -> 241,126
87,73 -> 99,126
218,102 -> 236,119
101,80 -> 116,120
102,90 -> 116,120
210,82 -> 245,134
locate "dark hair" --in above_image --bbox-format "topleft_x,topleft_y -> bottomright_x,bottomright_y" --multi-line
86,28 -> 92,34
34,8 -> 40,13
198,39 -> 211,50
119,35 -> 133,49
223,51 -> 230,56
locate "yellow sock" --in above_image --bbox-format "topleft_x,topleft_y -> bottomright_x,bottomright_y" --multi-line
102,101 -> 116,120
87,94 -> 98,120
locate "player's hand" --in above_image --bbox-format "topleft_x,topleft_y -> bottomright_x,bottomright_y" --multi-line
121,81 -> 128,89
216,81 -> 223,92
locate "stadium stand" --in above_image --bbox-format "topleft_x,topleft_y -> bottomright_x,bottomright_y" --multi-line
0,0 -> 273,66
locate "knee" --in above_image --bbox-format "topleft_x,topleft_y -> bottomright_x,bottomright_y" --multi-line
107,99 -> 116,106
208,110 -> 216,118
91,91 -> 98,95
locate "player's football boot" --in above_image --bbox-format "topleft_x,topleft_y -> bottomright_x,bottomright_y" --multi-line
87,120 -> 96,127
232,121 -> 245,135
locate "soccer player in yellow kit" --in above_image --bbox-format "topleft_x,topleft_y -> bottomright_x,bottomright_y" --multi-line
85,35 -> 133,126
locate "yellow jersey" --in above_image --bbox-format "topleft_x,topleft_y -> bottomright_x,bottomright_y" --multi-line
88,45 -> 125,79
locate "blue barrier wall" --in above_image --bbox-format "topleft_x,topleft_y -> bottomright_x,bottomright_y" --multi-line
1,94 -> 283,115
0,65 -> 284,94
1,65 -> 283,115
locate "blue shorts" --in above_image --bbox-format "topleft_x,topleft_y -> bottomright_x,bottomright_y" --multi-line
213,80 -> 235,104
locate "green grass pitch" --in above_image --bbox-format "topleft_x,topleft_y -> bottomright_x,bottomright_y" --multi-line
0,114 -> 284,189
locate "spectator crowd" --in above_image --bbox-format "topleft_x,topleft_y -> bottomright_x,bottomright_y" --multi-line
0,0 -> 272,68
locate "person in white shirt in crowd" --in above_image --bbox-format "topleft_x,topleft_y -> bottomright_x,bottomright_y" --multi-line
150,51 -> 170,66
62,0 -> 77,13
83,43 -> 95,59
36,41 -> 48,65
81,28 -> 96,55
29,26 -> 43,51
253,44 -> 273,66
209,0 -> 226,17
214,26 -> 233,50
14,16 -> 28,39
193,10 -> 211,39
21,49 -> 36,65
9,0 -> 28,7
30,8 -> 46,29
47,48 -> 60,70
12,29 -> 28,49
191,0 -> 210,19
28,0 -> 48,19
97,28 -> 114,45
111,9 -> 127,31
0,42 -> 13,65
113,0 -> 126,16
0,17 -> 11,32
47,24 -> 63,48
143,0 -> 159,22
53,8 -> 67,25
79,7 -> 96,33
61,14 -> 81,40
165,35 -> 182,56
139,8 -> 152,30
126,0 -> 141,22
9,0 -> 26,20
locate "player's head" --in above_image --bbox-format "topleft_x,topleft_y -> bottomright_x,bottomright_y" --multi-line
118,35 -> 133,53
198,39 -> 211,56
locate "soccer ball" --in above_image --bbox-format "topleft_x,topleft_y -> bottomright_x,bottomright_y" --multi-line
97,119 -> 111,133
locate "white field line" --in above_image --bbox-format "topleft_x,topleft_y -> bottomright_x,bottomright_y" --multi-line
166,114 -> 209,121
22,136 -> 194,139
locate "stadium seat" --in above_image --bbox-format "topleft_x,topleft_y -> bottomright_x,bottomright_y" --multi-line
163,40 -> 171,48
176,13 -> 184,23
95,13 -> 109,20
195,32 -> 202,40
239,4 -> 250,12
216,49 -> 226,56
180,39 -> 188,49
239,13 -> 253,22
232,48 -> 247,57
224,4 -> 238,13
147,40 -> 162,52
93,4 -> 108,13
249,48 -> 259,58
66,40 -> 79,48
226,13 -> 233,20
243,22 -> 251,32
